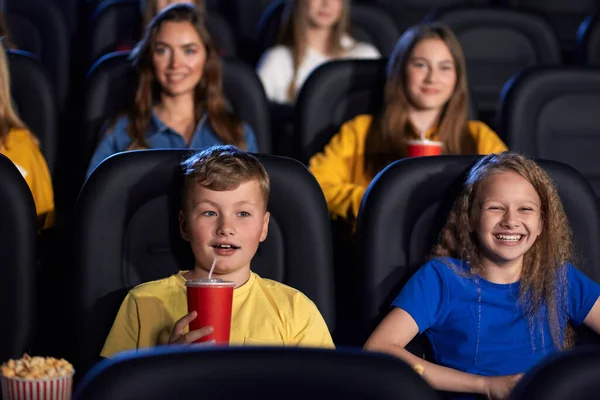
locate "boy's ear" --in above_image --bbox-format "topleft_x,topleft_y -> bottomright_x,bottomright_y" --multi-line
259,211 -> 270,243
179,210 -> 190,242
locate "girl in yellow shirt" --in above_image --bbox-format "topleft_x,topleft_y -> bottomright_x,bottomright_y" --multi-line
309,23 -> 507,224
0,46 -> 54,228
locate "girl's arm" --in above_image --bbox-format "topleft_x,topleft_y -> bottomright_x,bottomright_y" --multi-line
364,308 -> 522,399
566,265 -> 600,333
308,116 -> 368,222
583,298 -> 600,333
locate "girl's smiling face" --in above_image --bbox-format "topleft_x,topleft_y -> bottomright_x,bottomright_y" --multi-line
470,170 -> 543,273
404,38 -> 457,112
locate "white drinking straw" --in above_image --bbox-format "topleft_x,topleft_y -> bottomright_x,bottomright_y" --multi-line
207,258 -> 217,280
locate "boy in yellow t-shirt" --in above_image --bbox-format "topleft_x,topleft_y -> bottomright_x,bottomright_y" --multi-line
101,145 -> 334,358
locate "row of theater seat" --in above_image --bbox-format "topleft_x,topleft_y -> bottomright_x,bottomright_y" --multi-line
88,0 -> 600,64
12,50 -> 600,203
3,149 -> 600,377
89,0 -> 600,66
72,346 -> 600,399
88,0 -> 400,64
6,0 -> 600,117
369,0 -> 600,58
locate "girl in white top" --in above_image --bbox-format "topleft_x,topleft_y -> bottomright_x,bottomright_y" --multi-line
257,0 -> 380,105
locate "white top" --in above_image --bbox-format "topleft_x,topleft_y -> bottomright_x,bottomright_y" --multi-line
256,35 -> 381,104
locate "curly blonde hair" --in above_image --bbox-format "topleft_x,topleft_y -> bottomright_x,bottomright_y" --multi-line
433,152 -> 574,350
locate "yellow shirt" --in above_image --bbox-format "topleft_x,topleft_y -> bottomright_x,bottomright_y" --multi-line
309,114 -> 507,223
0,128 -> 54,227
101,271 -> 335,357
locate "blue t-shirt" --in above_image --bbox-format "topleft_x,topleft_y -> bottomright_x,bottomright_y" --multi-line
392,258 -> 600,376
87,112 -> 258,178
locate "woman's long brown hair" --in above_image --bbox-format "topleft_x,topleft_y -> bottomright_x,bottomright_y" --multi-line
0,44 -> 29,149
364,23 -> 475,179
0,11 -> 14,50
433,152 -> 575,350
127,3 -> 245,150
277,0 -> 351,101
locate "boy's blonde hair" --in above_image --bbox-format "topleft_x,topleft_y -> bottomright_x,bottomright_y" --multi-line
433,152 -> 574,350
181,145 -> 270,210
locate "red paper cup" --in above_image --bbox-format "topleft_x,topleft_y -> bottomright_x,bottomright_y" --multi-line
406,140 -> 443,157
186,279 -> 235,345
1,373 -> 74,400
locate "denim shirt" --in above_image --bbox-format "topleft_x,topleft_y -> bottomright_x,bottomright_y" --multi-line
87,112 -> 258,178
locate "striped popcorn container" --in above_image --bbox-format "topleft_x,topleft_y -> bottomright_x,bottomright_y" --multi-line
0,373 -> 74,400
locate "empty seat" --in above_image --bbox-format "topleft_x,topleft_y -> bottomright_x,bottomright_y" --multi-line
0,154 -> 37,363
424,6 -> 561,122
372,0 -> 489,32
50,0 -> 79,35
220,0 -> 273,42
89,0 -> 236,65
7,49 -> 58,175
81,51 -> 271,181
215,0 -> 274,63
577,11 -> 600,65
74,347 -> 439,400
5,0 -> 70,111
356,155 -> 600,341
511,347 -> 600,400
73,149 -> 335,374
257,0 -> 399,56
501,0 -> 597,58
498,66 -> 600,198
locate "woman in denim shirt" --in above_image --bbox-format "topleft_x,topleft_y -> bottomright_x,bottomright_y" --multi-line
87,4 -> 257,177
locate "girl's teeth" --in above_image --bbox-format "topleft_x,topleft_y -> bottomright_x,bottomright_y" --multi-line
496,234 -> 522,241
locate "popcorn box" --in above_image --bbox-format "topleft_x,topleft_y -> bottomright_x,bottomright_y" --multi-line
0,355 -> 74,400
0,373 -> 74,400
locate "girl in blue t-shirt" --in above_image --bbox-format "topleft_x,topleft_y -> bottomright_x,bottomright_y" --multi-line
364,152 -> 600,400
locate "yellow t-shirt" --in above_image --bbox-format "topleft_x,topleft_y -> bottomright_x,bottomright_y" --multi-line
309,114 -> 508,223
0,128 -> 54,228
101,271 -> 335,358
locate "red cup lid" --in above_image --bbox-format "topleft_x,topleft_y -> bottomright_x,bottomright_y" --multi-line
185,278 -> 236,287
406,139 -> 443,146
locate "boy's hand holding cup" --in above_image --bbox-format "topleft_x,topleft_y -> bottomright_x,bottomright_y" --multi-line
168,311 -> 216,345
